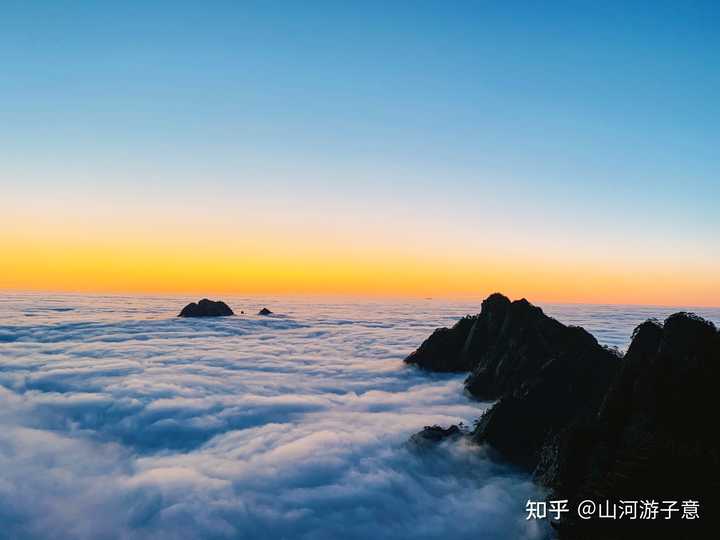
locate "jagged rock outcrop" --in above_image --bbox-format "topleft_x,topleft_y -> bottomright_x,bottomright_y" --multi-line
178,299 -> 234,317
471,323 -> 620,468
408,294 -> 720,539
404,293 -> 510,372
407,294 -> 620,466
537,312 -> 720,539
258,307 -> 273,316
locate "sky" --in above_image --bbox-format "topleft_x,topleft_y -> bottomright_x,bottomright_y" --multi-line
2,1 -> 719,305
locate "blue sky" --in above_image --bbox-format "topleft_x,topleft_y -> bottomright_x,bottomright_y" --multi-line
1,1 -> 718,302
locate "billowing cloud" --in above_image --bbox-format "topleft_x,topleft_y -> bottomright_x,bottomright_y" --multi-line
7,296 -> 713,538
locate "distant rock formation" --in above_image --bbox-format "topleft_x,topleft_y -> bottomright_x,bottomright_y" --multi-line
407,294 -> 719,538
258,308 -> 273,316
178,299 -> 234,317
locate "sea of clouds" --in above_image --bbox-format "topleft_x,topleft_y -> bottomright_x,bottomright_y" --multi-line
1,295 -> 717,539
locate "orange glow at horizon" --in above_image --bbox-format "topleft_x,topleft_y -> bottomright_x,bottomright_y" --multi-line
3,179 -> 718,308
3,231 -> 718,307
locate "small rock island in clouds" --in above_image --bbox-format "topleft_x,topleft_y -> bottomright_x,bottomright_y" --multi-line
178,299 -> 234,317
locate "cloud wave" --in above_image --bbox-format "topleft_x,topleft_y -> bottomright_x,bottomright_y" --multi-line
9,295 -> 710,538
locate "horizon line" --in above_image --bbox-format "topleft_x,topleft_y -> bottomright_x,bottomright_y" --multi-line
2,287 -> 719,310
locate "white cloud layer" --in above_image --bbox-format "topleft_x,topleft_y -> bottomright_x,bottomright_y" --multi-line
6,295 -> 714,539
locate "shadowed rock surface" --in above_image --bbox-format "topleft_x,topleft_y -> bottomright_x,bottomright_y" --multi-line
470,318 -> 620,468
404,293 -> 510,373
537,312 -> 720,539
407,294 -> 720,539
258,308 -> 273,316
178,299 -> 234,317
406,293 -> 619,467
409,425 -> 463,447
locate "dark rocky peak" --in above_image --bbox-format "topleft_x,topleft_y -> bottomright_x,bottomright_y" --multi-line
661,311 -> 717,359
402,293 -> 542,374
408,300 -> 720,539
602,313 -> 719,431
481,292 -> 511,314
178,299 -> 234,318
406,293 -> 621,469
536,312 -> 720,539
464,298 -> 586,401
404,293 -> 606,399
618,319 -> 664,373
630,318 -> 663,345
258,307 -> 273,316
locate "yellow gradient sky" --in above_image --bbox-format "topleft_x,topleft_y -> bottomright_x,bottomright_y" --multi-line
3,172 -> 718,306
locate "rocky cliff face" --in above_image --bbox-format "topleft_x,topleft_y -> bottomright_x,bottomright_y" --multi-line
537,312 -> 720,539
471,321 -> 619,468
407,294 -> 719,539
405,293 -> 620,467
404,292 -> 510,373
